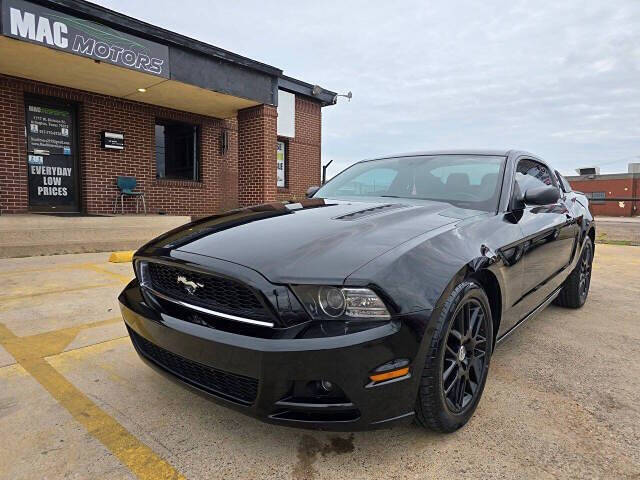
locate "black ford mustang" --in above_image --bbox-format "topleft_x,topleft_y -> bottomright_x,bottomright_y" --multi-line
119,150 -> 595,432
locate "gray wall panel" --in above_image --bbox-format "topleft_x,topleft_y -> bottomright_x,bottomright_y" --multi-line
170,47 -> 276,105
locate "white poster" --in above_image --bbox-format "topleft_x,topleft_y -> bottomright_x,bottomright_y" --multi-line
277,90 -> 295,138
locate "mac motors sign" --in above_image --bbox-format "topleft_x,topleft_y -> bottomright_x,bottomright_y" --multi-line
1,0 -> 170,78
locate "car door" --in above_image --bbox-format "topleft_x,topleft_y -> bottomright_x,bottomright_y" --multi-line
509,157 -> 579,322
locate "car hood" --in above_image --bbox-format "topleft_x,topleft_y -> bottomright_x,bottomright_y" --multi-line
145,198 -> 466,284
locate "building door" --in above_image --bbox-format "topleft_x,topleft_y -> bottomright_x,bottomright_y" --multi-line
25,98 -> 80,212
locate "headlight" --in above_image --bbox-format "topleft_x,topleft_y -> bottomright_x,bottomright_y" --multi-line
291,285 -> 391,321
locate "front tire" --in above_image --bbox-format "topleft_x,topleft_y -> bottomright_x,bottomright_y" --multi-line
554,237 -> 593,309
415,280 -> 493,433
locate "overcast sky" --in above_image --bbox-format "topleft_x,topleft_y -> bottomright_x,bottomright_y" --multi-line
96,0 -> 640,177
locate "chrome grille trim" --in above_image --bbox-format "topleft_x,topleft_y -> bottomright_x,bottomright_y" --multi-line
141,283 -> 275,328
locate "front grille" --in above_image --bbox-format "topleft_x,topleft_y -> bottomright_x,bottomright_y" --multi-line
129,328 -> 259,404
147,262 -> 270,320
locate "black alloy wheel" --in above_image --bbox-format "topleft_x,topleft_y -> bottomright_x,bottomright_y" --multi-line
415,280 -> 493,433
442,299 -> 488,413
578,241 -> 593,301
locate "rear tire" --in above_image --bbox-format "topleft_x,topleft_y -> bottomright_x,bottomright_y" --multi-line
415,280 -> 493,433
554,237 -> 593,309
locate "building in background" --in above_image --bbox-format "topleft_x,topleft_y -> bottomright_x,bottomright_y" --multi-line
0,0 -> 336,216
566,163 -> 640,217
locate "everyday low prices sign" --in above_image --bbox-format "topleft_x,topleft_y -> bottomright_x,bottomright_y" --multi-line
1,0 -> 170,78
26,102 -> 77,207
29,163 -> 73,199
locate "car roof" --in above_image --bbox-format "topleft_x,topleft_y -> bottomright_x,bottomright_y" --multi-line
358,149 -> 539,163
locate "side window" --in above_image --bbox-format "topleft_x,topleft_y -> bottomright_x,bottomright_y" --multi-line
555,171 -> 572,193
515,158 -> 554,194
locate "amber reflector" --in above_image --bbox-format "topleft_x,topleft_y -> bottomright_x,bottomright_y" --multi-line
369,367 -> 410,383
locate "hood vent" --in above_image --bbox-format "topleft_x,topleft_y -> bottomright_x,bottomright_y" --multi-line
334,203 -> 408,221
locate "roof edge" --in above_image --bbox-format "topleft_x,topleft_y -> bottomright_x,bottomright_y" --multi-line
361,149 -> 513,161
35,0 -> 283,77
278,74 -> 337,107
565,172 -> 639,181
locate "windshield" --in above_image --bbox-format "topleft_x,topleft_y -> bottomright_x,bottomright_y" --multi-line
314,155 -> 506,211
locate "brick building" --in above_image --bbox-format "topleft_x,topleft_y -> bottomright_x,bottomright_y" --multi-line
565,164 -> 640,217
0,0 -> 336,216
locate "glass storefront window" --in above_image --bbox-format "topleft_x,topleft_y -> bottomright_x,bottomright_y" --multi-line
155,120 -> 199,181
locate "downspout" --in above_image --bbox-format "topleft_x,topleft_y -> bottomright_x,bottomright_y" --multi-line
632,172 -> 639,217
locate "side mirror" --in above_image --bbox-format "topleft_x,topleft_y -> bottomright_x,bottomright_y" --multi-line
524,185 -> 561,205
306,186 -> 320,198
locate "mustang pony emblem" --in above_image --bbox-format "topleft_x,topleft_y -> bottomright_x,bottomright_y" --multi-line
176,275 -> 204,295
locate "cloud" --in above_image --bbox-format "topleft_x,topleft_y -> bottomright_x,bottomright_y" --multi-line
95,0 -> 640,176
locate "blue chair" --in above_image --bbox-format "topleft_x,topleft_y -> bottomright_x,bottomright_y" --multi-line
114,176 -> 146,214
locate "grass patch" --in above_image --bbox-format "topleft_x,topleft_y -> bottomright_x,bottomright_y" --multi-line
595,239 -> 638,246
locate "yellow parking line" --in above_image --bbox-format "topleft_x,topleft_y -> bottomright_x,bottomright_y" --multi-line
0,283 -> 115,304
0,262 -> 100,276
29,316 -> 123,340
0,263 -> 131,306
81,264 -> 133,285
0,317 -> 128,370
0,321 -> 186,480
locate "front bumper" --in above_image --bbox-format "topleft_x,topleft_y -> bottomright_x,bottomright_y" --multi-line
119,279 -> 428,430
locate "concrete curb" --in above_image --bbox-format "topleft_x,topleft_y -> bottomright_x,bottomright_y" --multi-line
108,251 -> 134,263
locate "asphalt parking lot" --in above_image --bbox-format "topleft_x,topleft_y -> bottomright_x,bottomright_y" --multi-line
1,245 -> 639,479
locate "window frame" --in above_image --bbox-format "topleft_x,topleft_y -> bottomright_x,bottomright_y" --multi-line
510,156 -> 558,210
555,170 -> 572,193
155,118 -> 201,182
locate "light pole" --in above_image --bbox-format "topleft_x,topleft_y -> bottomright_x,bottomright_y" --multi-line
322,160 -> 333,184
